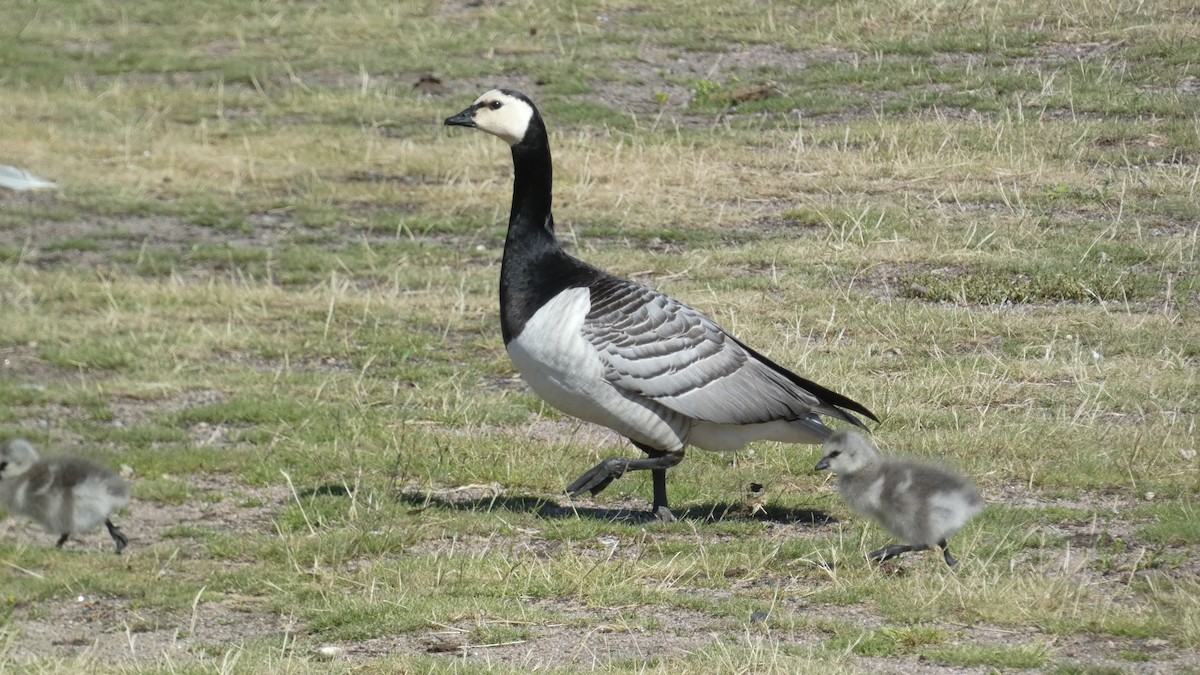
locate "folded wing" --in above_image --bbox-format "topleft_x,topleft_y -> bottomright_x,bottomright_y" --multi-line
583,277 -> 873,427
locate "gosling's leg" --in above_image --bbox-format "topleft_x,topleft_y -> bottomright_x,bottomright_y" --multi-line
106,519 -> 128,554
868,543 -> 926,563
938,539 -> 957,569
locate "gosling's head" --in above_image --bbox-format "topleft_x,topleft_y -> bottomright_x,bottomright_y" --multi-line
444,89 -> 538,146
0,438 -> 40,479
815,429 -> 880,475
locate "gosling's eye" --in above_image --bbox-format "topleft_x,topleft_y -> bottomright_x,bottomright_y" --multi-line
828,450 -> 841,459
488,100 -> 502,110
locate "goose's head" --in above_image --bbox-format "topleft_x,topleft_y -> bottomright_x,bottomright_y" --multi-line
815,429 -> 879,475
444,89 -> 537,146
0,438 -> 39,479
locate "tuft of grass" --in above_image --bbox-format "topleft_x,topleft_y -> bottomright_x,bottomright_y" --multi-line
924,642 -> 1049,668
900,266 -> 1157,304
1139,502 -> 1200,546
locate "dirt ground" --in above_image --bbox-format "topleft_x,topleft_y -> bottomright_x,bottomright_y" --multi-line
2,472 -> 1195,671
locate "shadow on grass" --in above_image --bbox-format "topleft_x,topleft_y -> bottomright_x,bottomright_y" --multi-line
387,488 -> 833,526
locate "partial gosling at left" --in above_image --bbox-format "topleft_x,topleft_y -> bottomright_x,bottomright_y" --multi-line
0,438 -> 131,554
815,429 -> 983,568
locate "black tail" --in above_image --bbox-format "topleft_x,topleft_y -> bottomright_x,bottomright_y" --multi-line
733,336 -> 878,428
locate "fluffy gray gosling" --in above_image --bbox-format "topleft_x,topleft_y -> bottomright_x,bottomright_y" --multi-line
815,429 -> 983,568
0,438 -> 130,554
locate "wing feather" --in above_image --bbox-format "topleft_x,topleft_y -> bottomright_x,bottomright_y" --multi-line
583,276 -> 871,427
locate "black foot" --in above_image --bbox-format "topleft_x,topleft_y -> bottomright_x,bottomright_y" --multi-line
868,543 -> 924,563
56,533 -> 70,549
566,458 -> 629,497
566,451 -> 682,498
566,448 -> 683,520
938,539 -> 957,569
106,519 -> 128,555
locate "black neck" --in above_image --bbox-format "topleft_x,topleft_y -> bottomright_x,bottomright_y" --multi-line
499,113 -> 599,343
508,128 -> 555,241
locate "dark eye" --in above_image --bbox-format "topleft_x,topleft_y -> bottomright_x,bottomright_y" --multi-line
828,450 -> 841,458
488,100 -> 502,110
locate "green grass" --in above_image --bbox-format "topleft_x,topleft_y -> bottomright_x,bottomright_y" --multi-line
1139,502 -> 1200,546
925,642 -> 1049,668
2,0 -> 1199,671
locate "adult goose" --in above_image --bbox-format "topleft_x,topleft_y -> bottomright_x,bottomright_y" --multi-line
445,89 -> 877,521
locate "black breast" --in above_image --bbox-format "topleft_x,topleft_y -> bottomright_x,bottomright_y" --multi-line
500,246 -> 604,343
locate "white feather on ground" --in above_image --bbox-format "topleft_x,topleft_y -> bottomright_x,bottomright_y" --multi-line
0,165 -> 57,191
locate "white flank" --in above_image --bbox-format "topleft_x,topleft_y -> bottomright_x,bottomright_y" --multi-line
507,288 -> 688,451
690,419 -> 827,452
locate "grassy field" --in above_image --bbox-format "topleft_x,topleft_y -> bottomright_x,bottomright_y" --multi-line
1,0 -> 1198,672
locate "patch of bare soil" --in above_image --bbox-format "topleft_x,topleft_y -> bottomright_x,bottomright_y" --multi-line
587,41 -> 1139,130
1016,508 -> 1200,590
0,209 -> 395,273
332,601 -> 735,669
1,475 -> 292,665
588,45 -> 837,127
851,259 -> 1193,314
856,631 -> 1189,675
4,594 -> 293,666
2,342 -> 235,450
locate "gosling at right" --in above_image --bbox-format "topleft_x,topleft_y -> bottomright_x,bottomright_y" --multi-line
0,438 -> 131,554
816,429 -> 983,568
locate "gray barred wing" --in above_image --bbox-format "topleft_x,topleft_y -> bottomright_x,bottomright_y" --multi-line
582,277 -> 828,425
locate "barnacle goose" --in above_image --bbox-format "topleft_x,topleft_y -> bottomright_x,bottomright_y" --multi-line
445,89 -> 877,521
816,429 -> 983,568
0,438 -> 131,553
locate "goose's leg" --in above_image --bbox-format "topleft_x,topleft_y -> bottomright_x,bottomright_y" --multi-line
938,539 -> 957,568
566,444 -> 682,521
639,444 -> 677,523
868,543 -> 927,563
55,533 -> 70,549
106,519 -> 128,555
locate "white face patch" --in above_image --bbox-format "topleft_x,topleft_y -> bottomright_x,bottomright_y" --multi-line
470,89 -> 535,145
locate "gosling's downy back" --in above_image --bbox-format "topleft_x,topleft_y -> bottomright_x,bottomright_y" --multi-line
872,455 -> 983,549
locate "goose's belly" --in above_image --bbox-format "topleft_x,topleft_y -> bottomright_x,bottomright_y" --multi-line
506,288 -> 688,452
689,419 -> 828,452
